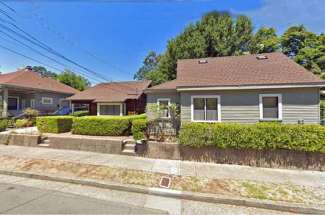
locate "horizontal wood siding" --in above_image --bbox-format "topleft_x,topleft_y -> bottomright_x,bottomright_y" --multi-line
180,88 -> 320,124
146,92 -> 179,119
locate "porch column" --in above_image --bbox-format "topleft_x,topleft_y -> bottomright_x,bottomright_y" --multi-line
2,88 -> 8,118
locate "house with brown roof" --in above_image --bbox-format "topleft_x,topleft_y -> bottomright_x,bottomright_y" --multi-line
0,67 -> 79,117
146,53 -> 325,124
67,80 -> 151,116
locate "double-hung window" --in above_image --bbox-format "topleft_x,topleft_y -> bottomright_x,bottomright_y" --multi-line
191,95 -> 221,122
157,98 -> 170,118
259,94 -> 282,121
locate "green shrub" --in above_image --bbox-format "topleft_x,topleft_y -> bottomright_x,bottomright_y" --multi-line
0,119 -> 7,132
321,100 -> 325,119
132,119 -> 148,140
70,110 -> 89,117
15,119 -> 34,128
72,114 -> 147,136
179,123 -> 325,153
36,116 -> 74,133
23,108 -> 39,119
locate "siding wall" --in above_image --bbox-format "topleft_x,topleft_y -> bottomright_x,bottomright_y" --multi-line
146,92 -> 180,119
147,87 -> 320,124
8,90 -> 72,114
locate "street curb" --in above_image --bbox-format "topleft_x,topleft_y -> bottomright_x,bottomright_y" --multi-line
0,169 -> 324,214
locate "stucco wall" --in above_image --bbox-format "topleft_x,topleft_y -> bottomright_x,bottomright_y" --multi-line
147,87 -> 320,124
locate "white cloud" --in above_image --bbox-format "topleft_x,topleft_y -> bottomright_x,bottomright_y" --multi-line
237,0 -> 325,33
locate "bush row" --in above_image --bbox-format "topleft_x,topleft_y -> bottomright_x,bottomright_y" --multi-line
36,114 -> 148,137
179,122 -> 325,153
0,119 -> 7,132
36,116 -> 74,133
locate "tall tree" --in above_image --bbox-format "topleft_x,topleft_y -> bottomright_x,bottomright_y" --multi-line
134,51 -> 161,80
295,33 -> 325,76
56,70 -> 90,91
249,27 -> 279,54
281,25 -> 318,57
32,66 -> 57,79
137,11 -> 253,85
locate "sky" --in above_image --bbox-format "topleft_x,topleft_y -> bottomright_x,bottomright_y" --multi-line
0,0 -> 324,84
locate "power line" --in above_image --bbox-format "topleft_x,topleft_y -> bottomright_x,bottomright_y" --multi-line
0,19 -> 110,82
0,1 -> 16,13
0,2 -> 111,82
0,41 -> 102,83
0,32 -> 104,83
30,5 -> 125,75
0,43 -> 63,72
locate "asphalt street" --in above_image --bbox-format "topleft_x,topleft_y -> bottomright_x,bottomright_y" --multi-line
0,183 -> 167,214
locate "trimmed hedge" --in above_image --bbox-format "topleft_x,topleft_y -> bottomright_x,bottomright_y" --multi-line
321,100 -> 325,119
179,123 -> 325,153
70,110 -> 89,117
132,119 -> 148,140
72,114 -> 147,136
36,116 -> 74,133
0,119 -> 7,132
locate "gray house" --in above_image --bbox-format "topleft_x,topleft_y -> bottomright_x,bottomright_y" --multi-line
146,53 -> 325,124
0,68 -> 79,117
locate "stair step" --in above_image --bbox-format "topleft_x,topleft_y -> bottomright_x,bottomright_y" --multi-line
41,139 -> 50,143
122,149 -> 136,155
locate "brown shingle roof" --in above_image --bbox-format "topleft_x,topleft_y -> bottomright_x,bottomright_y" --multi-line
67,80 -> 151,102
0,69 -> 79,94
149,53 -> 325,91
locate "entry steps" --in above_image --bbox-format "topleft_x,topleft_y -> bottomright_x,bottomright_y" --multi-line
38,136 -> 50,147
121,139 -> 136,156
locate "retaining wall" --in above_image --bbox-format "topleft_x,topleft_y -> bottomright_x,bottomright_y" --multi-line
141,142 -> 325,171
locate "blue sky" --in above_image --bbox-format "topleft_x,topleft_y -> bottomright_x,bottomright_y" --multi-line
0,0 -> 324,84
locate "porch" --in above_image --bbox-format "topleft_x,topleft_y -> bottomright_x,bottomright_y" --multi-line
0,87 -> 70,118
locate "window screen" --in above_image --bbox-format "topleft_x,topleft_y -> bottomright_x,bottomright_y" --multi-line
262,97 -> 278,119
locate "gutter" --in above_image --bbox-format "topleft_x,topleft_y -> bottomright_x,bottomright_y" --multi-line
176,84 -> 325,92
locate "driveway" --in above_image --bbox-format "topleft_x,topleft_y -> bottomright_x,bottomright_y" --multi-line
0,183 -> 167,214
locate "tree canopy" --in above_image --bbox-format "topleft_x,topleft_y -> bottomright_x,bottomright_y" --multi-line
32,66 -> 57,79
135,11 -> 325,85
56,70 -> 91,91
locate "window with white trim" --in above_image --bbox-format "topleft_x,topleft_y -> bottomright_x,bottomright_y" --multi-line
259,94 -> 282,120
97,103 -> 122,116
191,96 -> 220,122
41,97 -> 53,105
157,98 -> 170,118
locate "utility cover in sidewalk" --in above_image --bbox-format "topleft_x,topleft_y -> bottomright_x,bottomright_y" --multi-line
159,176 -> 171,189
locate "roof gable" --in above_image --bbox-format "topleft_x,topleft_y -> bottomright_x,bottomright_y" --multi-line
0,69 -> 79,94
68,80 -> 151,102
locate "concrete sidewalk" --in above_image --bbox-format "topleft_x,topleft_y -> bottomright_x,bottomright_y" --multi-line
0,145 -> 324,188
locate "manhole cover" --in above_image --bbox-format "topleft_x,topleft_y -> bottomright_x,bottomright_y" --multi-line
159,176 -> 171,189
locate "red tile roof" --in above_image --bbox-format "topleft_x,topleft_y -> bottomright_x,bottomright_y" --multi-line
67,80 -> 151,102
149,53 -> 325,91
0,69 -> 79,94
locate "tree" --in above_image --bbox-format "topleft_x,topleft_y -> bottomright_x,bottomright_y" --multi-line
281,25 -> 318,57
134,51 -> 161,80
249,27 -> 279,54
32,66 -> 57,79
294,33 -> 325,76
56,70 -> 90,91
136,11 -> 253,84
